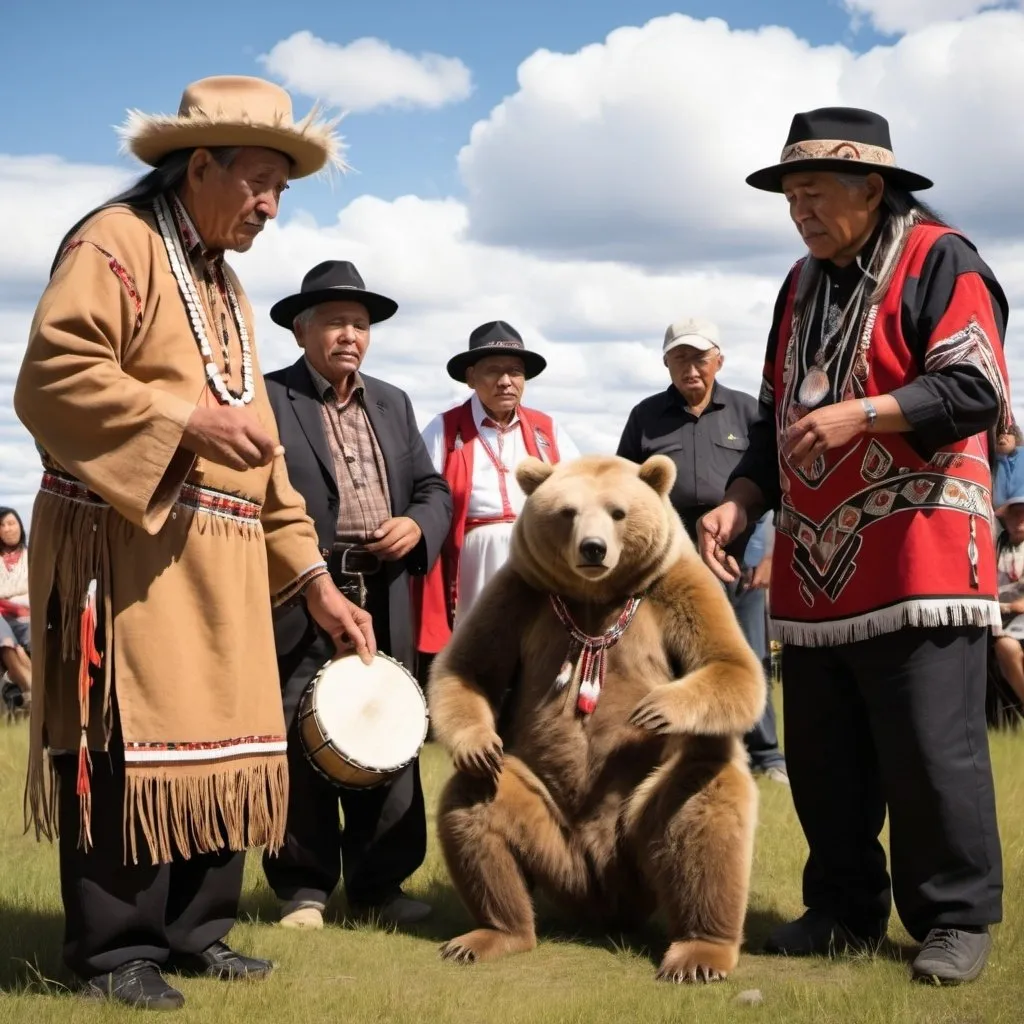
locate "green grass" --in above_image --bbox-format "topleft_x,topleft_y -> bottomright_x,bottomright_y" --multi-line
0,705 -> 1022,1023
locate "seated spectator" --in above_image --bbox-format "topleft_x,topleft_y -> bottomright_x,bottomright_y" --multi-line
993,490 -> 1024,706
993,423 -> 1023,513
0,507 -> 31,711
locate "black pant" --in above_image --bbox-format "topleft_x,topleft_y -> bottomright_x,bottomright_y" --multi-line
54,740 -> 244,980
262,582 -> 427,908
783,626 -> 1003,942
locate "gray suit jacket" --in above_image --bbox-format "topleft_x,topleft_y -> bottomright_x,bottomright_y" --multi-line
265,358 -> 452,673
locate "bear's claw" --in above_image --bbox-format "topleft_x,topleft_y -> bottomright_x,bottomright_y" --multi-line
656,964 -> 724,984
439,940 -> 477,964
657,939 -> 738,985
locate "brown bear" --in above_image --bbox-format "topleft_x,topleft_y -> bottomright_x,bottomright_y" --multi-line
428,453 -> 766,984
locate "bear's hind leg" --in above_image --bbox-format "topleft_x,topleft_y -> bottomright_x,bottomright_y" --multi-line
438,757 -> 589,965
626,745 -> 758,984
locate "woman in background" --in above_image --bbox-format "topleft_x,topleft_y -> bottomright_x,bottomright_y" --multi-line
0,506 -> 31,711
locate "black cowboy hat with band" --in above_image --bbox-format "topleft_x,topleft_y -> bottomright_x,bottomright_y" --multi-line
746,106 -> 933,194
270,260 -> 398,329
446,320 -> 548,382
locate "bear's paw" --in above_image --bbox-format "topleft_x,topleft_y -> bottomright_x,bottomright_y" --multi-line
629,687 -> 698,735
656,939 -> 739,984
449,725 -> 504,780
440,928 -> 536,964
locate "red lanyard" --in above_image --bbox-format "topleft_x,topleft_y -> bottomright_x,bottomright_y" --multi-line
478,418 -> 518,517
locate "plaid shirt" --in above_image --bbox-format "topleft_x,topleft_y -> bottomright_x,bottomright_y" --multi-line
304,359 -> 392,545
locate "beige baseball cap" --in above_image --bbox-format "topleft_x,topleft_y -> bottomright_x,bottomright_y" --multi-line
663,317 -> 721,359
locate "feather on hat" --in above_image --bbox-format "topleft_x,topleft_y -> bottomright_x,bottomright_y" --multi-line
116,75 -> 346,179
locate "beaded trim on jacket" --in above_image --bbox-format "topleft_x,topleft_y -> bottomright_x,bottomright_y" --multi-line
153,193 -> 255,407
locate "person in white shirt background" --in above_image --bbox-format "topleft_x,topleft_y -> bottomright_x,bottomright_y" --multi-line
413,321 -> 579,662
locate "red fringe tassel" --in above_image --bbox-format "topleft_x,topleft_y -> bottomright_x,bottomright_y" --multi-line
76,580 -> 102,849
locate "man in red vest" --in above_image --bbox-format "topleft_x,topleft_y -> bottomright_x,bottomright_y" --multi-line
699,107 -> 1009,986
414,321 -> 579,657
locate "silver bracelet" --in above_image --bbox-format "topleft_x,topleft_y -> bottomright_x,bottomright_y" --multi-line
861,397 -> 877,429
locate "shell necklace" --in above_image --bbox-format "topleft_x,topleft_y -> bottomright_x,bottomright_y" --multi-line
797,232 -> 882,409
153,193 -> 255,407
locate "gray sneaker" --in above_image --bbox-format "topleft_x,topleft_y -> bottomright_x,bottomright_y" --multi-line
911,928 -> 992,985
352,890 -> 432,927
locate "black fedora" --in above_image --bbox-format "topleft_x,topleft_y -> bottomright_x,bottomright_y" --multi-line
746,107 -> 933,194
446,320 -> 547,383
269,260 -> 398,329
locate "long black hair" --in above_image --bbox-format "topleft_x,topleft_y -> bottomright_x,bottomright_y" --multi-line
50,146 -> 239,275
0,508 -> 27,550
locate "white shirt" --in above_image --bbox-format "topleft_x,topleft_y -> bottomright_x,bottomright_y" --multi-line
421,393 -> 580,520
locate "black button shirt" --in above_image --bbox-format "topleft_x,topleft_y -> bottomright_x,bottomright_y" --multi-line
617,381 -> 762,558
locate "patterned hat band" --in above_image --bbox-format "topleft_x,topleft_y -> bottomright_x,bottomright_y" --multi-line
780,138 -> 896,168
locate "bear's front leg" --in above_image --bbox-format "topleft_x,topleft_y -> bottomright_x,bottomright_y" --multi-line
437,756 -> 589,965
625,742 -> 758,984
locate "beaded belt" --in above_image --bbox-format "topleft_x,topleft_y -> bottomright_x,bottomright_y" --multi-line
40,471 -> 263,524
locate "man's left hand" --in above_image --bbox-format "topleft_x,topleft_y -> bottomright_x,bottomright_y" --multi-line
783,400 -> 869,471
750,555 -> 772,590
365,516 -> 422,561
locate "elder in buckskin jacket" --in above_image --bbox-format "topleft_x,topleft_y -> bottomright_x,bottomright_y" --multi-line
700,107 -> 1009,986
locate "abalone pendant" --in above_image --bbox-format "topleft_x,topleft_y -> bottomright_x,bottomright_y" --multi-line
798,367 -> 830,408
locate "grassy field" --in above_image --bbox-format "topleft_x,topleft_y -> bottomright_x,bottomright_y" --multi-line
0,704 -> 1022,1024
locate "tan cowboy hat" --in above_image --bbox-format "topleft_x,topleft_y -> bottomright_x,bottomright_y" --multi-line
116,75 -> 346,179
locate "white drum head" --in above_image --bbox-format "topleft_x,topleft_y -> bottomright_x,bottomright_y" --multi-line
313,654 -> 426,772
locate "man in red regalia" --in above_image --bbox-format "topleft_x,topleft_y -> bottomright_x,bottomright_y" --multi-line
700,107 -> 1008,986
415,321 -> 579,658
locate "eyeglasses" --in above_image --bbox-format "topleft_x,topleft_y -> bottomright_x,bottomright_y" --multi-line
667,349 -> 719,369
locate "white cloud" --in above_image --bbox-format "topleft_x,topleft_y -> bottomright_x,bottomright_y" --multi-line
260,31 -> 472,114
4,10 -> 1024,528
0,155 -> 783,527
844,0 -> 1012,35
458,12 -> 1024,265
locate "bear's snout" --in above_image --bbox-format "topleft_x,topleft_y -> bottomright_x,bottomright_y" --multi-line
578,537 -> 608,565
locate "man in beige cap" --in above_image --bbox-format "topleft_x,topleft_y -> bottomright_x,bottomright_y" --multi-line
14,75 -> 369,1011
616,317 -> 787,783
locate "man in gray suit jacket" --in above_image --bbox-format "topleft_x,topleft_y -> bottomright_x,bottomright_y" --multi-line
262,261 -> 452,930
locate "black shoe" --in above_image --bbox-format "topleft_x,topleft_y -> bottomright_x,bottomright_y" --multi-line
170,940 -> 274,980
911,928 -> 991,985
84,960 -> 185,1011
763,909 -> 885,957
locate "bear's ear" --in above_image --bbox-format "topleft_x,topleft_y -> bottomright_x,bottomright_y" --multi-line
517,457 -> 556,496
638,454 -> 677,498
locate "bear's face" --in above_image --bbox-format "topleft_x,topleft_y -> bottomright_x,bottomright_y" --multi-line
510,454 -> 687,601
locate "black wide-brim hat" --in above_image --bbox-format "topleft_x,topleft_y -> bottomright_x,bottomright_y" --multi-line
746,106 -> 933,193
270,260 -> 398,329
446,320 -> 547,383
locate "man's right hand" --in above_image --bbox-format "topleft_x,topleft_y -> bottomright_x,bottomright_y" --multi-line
697,500 -> 748,583
181,406 -> 284,471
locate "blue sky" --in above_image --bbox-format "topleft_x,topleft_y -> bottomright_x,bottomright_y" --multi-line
4,0 -> 1022,521
3,0 -> 878,219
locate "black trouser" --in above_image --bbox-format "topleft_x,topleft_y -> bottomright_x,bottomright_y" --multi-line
54,739 -> 244,981
262,579 -> 427,908
783,626 -> 1003,942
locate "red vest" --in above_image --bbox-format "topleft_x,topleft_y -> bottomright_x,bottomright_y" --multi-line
413,401 -> 560,654
769,224 -> 1010,645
